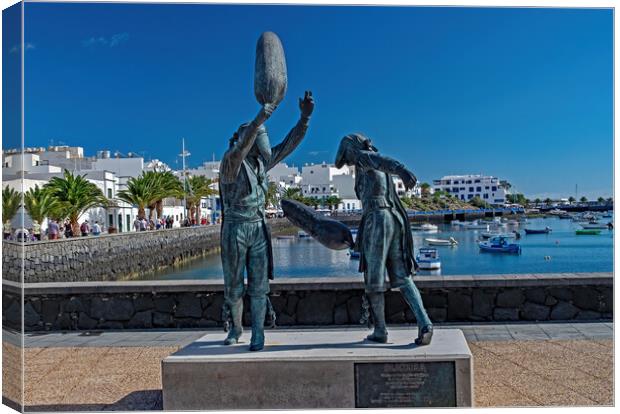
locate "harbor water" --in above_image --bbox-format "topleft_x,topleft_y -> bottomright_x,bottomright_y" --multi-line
138,216 -> 613,280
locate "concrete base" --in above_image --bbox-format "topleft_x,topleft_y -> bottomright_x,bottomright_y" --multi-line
161,328 -> 473,409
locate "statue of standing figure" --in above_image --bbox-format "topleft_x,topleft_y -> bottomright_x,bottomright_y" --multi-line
219,32 -> 314,351
282,134 -> 433,345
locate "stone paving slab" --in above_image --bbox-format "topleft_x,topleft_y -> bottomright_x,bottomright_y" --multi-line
2,321 -> 613,349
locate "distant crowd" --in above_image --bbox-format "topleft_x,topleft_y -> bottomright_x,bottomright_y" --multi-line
3,215 -> 221,242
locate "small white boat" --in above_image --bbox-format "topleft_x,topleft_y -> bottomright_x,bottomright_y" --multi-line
582,223 -> 609,230
349,249 -> 360,259
416,248 -> 441,270
464,220 -> 489,230
480,231 -> 516,239
297,230 -> 311,238
451,220 -> 466,226
411,223 -> 438,232
425,237 -> 458,246
276,235 -> 295,240
505,219 -> 519,226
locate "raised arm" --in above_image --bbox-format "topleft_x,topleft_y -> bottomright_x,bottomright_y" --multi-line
356,150 -> 418,190
220,104 -> 276,184
266,91 -> 314,171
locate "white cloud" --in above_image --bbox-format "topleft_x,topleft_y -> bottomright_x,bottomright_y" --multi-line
82,32 -> 129,48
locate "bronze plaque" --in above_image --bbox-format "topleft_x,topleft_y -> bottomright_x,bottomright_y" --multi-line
354,361 -> 456,407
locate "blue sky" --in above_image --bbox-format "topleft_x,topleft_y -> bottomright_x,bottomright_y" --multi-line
7,3 -> 614,199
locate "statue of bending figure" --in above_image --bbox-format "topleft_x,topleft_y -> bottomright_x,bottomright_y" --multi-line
335,133 -> 432,345
282,133 -> 433,345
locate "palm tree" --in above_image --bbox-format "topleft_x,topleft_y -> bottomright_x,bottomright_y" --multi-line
24,185 -> 62,224
597,197 -> 605,203
544,197 -> 552,205
186,175 -> 217,224
265,182 -> 279,209
325,195 -> 342,211
282,187 -> 303,201
568,196 -> 576,204
44,170 -> 109,235
580,196 -> 588,203
534,198 -> 542,205
117,176 -> 157,220
142,171 -> 183,220
2,186 -> 22,227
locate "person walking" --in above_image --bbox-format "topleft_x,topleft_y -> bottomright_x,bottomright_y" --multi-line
133,217 -> 141,232
80,220 -> 90,237
64,220 -> 73,238
48,220 -> 60,240
92,221 -> 101,236
32,220 -> 41,241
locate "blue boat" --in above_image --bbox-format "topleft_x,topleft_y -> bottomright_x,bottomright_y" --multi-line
416,248 -> 441,270
479,236 -> 521,254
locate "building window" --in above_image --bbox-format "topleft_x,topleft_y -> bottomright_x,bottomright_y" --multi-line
107,188 -> 113,198
483,194 -> 489,199
485,186 -> 489,190
492,186 -> 497,191
475,179 -> 481,183
126,214 -> 131,231
108,214 -> 113,227
469,187 -> 474,192
476,186 -> 481,192
118,214 -> 123,232
466,180 -> 472,184
467,194 -> 473,199
461,195 -> 465,200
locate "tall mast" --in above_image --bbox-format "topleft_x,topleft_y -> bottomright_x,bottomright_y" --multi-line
179,138 -> 191,221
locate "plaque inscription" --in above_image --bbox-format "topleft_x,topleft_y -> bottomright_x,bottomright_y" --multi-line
354,361 -> 456,407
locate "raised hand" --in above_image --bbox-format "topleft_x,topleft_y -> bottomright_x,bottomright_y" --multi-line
256,103 -> 277,124
299,90 -> 314,119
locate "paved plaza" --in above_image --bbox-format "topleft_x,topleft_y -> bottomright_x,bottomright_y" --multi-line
2,321 -> 614,410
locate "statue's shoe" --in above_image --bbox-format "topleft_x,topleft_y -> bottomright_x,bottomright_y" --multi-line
249,330 -> 265,351
415,325 -> 433,346
366,329 -> 388,344
223,327 -> 242,345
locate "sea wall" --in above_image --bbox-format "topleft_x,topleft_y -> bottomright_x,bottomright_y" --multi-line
1,219 -> 295,283
3,273 -> 612,332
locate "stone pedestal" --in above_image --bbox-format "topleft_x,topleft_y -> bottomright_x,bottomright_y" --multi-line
161,328 -> 473,409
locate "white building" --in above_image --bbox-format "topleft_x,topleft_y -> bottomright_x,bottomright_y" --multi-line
267,162 -> 301,188
187,160 -> 220,180
432,174 -> 509,205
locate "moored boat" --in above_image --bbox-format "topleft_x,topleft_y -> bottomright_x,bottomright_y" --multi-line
348,249 -> 360,259
416,248 -> 441,270
479,236 -> 521,254
581,222 -> 608,230
425,237 -> 458,246
411,223 -> 439,232
464,220 -> 489,230
576,229 -> 601,235
524,227 -> 552,235
276,235 -> 295,240
480,231 -> 515,239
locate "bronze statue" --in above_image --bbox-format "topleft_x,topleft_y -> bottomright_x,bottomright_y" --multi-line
219,32 -> 314,351
282,133 -> 433,345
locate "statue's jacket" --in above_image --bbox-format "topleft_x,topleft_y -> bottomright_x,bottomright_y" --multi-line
220,157 -> 274,279
353,165 -> 418,276
219,117 -> 309,280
